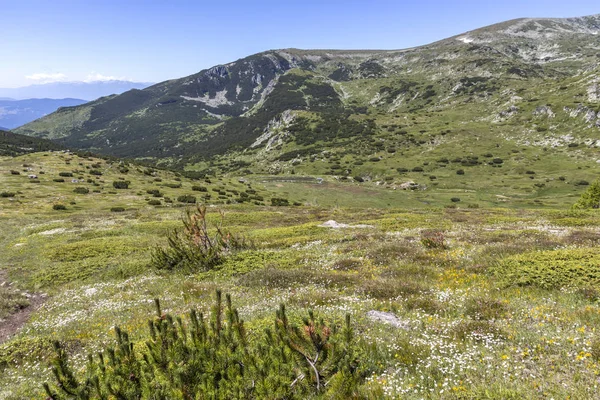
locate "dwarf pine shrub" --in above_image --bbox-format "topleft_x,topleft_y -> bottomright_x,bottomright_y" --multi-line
177,194 -> 196,203
73,187 -> 89,194
112,181 -> 130,189
420,230 -> 448,249
150,205 -> 248,272
573,179 -> 600,209
43,291 -> 364,399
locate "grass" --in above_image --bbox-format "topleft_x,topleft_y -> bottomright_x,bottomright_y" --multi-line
1,151 -> 600,398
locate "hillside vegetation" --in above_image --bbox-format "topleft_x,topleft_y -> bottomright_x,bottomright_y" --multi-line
0,151 -> 599,398
0,130 -> 63,156
2,13 -> 600,400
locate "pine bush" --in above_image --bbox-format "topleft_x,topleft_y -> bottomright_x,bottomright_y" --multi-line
150,205 -> 248,272
43,291 -> 364,399
113,181 -> 130,189
573,179 -> 600,209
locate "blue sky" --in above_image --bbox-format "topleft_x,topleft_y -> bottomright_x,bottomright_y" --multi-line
1,0 -> 598,87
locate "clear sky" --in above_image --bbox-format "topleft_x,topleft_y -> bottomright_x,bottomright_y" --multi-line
1,0 -> 598,88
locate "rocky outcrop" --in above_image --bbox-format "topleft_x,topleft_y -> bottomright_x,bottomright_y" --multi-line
533,105 -> 555,118
250,110 -> 296,150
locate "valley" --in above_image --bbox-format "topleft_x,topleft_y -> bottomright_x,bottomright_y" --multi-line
0,12 -> 599,400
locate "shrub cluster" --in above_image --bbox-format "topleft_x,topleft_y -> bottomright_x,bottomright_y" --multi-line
112,181 -> 130,189
150,205 -> 248,272
44,291 -> 364,399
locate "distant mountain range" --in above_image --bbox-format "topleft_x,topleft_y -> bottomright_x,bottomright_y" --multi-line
14,14 -> 600,178
0,80 -> 154,101
0,98 -> 88,129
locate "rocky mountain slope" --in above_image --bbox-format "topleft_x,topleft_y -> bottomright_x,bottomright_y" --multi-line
15,15 -> 600,177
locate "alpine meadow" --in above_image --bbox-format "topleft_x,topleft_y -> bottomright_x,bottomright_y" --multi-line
1,8 -> 600,399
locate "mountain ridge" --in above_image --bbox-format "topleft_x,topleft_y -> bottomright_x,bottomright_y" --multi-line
0,80 -> 154,101
0,97 -> 87,129
14,14 -> 600,177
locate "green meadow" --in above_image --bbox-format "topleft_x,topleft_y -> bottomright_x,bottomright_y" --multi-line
0,151 -> 600,398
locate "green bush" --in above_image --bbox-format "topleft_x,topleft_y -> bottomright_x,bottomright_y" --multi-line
177,194 -> 196,204
147,199 -> 161,206
52,178 -> 65,182
44,291 -> 364,399
493,248 -> 600,289
573,179 -> 600,209
271,197 -> 290,206
110,207 -> 125,212
420,230 -> 448,249
151,205 -> 249,272
0,191 -> 15,198
52,204 -> 67,210
58,172 -> 73,177
72,187 -> 89,194
112,181 -> 130,189
146,189 -> 163,197
192,185 -> 208,192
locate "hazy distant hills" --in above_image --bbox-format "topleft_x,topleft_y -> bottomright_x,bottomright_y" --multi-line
0,98 -> 88,129
0,80 -> 153,101
15,14 -> 600,175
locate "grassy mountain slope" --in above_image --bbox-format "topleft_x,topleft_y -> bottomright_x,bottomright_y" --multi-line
0,130 -> 63,156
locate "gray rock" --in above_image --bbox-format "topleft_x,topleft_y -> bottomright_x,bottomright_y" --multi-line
366,310 -> 410,330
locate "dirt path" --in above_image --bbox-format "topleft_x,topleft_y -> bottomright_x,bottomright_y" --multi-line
0,270 -> 46,344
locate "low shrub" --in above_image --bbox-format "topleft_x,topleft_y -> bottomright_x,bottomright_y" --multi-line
0,192 -> 15,198
147,199 -> 161,206
110,207 -> 125,212
58,172 -> 73,177
146,189 -> 163,197
52,204 -> 67,210
271,197 -> 290,206
44,291 -> 364,399
151,205 -> 248,272
177,194 -> 196,204
493,248 -> 600,289
420,230 -> 448,249
112,181 -> 130,189
573,179 -> 600,209
72,187 -> 89,194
